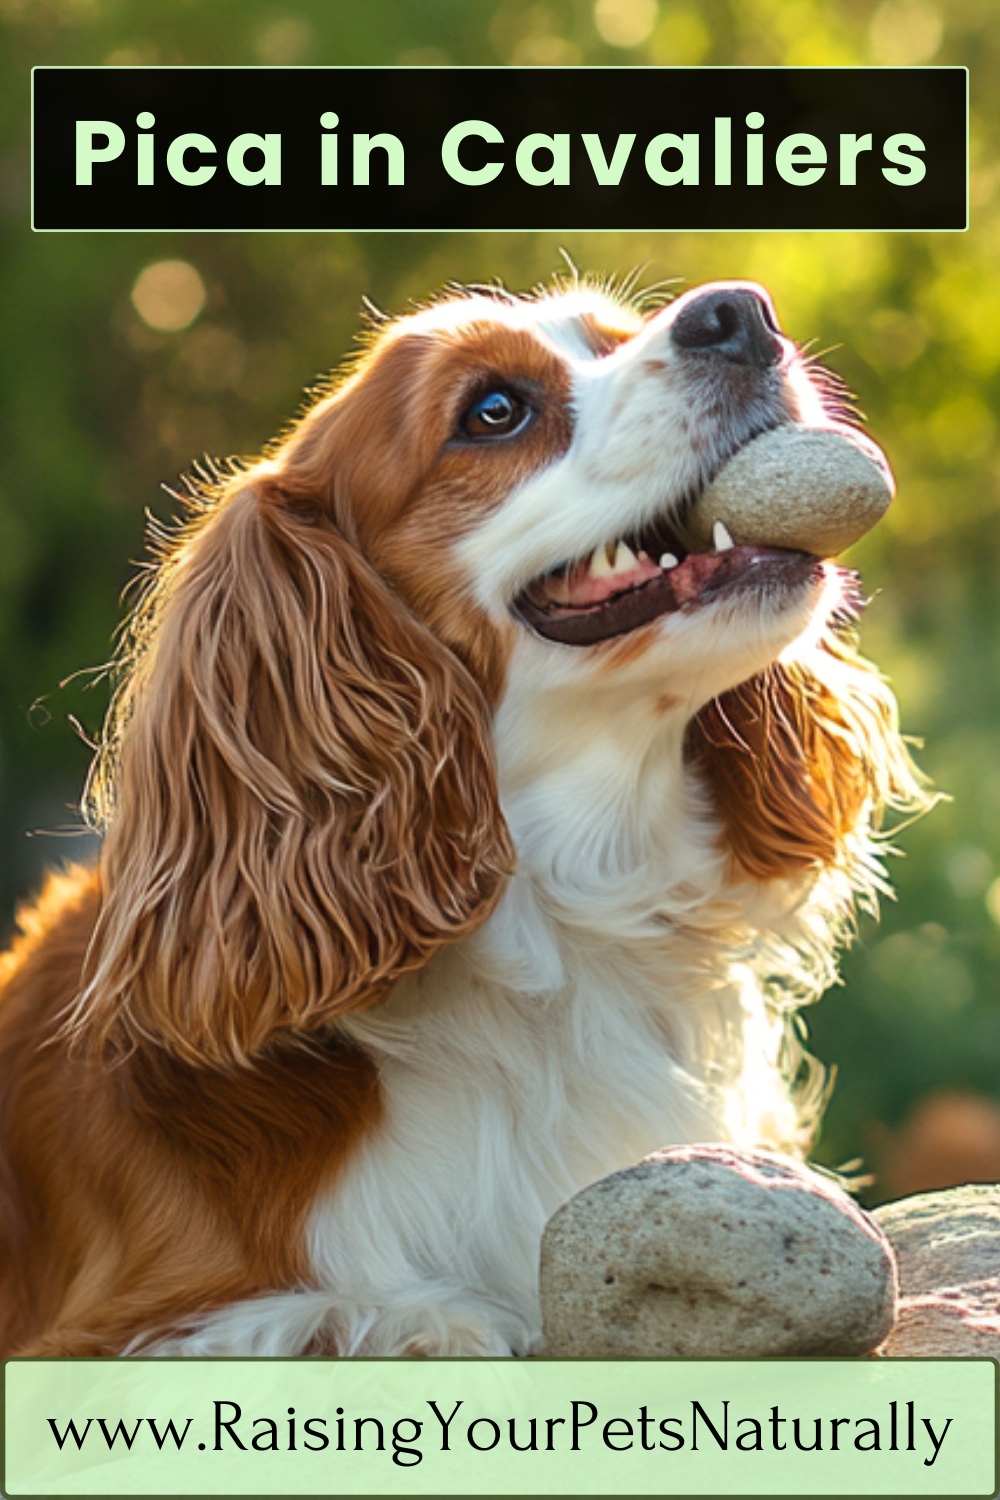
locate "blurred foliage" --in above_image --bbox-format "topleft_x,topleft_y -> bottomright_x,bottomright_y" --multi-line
1,0 -> 998,1200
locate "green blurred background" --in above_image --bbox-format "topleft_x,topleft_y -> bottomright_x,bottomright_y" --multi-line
2,0 -> 998,1202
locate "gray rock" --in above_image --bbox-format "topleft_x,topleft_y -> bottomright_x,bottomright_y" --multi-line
873,1185 -> 1000,1356
690,424 -> 894,558
540,1144 -> 896,1358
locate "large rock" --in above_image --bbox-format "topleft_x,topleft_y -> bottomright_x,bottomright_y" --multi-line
874,1185 -> 1000,1356
540,1144 -> 896,1358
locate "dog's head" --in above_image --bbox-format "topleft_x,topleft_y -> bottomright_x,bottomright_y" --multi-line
279,280 -> 832,699
72,279 -> 924,1063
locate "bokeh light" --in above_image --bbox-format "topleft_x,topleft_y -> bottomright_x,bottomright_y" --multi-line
593,0 -> 660,49
131,261 -> 208,332
869,0 -> 944,64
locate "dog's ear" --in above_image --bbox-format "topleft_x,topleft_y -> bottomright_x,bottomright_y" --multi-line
687,632 -> 929,882
72,478 -> 513,1065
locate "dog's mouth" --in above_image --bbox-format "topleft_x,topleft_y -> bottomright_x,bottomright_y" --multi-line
513,509 -> 820,648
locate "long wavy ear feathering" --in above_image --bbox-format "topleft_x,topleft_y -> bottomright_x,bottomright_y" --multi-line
69,461 -> 513,1067
687,628 -> 932,885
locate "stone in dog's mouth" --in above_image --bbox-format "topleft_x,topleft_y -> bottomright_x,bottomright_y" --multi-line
513,512 -> 820,648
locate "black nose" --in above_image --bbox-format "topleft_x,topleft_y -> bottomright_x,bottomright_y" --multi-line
670,286 -> 784,370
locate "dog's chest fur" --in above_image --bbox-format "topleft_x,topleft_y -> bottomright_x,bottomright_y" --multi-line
301,731 -> 802,1356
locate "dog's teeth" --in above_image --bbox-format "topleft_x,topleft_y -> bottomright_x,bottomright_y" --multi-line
590,541 -> 642,579
659,553 -> 679,570
612,541 -> 638,573
713,521 -> 735,553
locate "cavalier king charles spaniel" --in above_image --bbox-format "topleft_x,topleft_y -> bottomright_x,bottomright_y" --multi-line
0,279 -> 923,1358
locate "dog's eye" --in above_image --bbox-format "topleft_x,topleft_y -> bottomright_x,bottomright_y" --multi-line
461,389 -> 530,440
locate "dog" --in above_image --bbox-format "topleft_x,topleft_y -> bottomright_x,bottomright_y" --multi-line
0,278 -> 923,1357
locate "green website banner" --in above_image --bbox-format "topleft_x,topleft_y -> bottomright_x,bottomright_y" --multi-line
3,1356 -> 997,1497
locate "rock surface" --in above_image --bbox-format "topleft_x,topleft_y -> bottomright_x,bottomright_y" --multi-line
540,1144 -> 896,1358
690,424 -> 894,558
874,1185 -> 1000,1356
